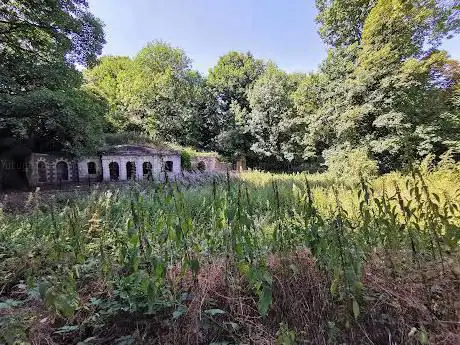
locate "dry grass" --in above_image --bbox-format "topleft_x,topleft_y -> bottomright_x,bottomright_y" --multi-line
2,252 -> 455,345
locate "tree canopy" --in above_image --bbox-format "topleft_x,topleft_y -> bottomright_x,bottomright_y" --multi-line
2,0 -> 460,175
309,0 -> 460,171
207,51 -> 266,160
0,0 -> 106,156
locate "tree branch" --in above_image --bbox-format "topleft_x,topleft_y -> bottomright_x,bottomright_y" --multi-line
0,19 -> 61,35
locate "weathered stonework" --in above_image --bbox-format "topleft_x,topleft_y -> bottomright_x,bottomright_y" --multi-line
99,145 -> 181,182
27,145 -> 224,187
78,157 -> 103,181
190,154 -> 230,172
28,153 -> 78,186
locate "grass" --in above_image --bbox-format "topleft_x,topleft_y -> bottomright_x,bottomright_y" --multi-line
0,164 -> 459,344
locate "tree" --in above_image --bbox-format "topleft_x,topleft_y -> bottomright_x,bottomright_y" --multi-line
0,88 -> 107,155
208,51 -> 265,111
301,44 -> 359,160
443,59 -> 460,107
313,0 -> 460,171
315,0 -> 460,48
207,51 -> 266,160
247,64 -> 300,164
0,0 -> 105,94
112,41 -> 205,145
0,0 -> 106,156
84,56 -> 133,131
182,74 -> 222,149
83,42 -> 223,149
315,0 -> 375,47
291,72 -> 323,160
352,0 -> 460,169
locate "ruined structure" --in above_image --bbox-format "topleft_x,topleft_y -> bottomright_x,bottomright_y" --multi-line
27,145 -> 225,187
190,153 -> 222,172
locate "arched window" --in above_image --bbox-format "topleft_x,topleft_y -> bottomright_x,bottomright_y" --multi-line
164,161 -> 173,172
109,162 -> 119,181
197,161 -> 206,172
143,162 -> 152,179
126,161 -> 136,180
87,161 -> 96,175
37,161 -> 47,182
56,161 -> 69,181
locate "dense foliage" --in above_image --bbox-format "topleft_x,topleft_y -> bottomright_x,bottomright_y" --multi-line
1,2 -> 460,343
0,0 -> 107,156
2,1 -> 458,172
1,166 -> 459,343
82,0 -> 460,172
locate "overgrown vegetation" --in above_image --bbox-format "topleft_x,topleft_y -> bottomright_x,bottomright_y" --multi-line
81,0 -> 460,171
0,0 -> 106,156
1,162 -> 459,344
1,1 -> 460,343
1,1 -> 459,173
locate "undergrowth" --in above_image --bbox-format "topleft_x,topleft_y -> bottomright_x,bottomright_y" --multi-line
0,163 -> 459,344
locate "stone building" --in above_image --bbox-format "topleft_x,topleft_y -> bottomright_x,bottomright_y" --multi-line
28,153 -> 79,187
26,144 -> 226,187
190,152 -> 228,172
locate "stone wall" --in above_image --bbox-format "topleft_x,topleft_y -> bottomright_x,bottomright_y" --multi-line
28,153 -> 78,186
27,149 -> 227,188
101,153 -> 181,182
191,155 -> 230,172
77,157 -> 103,181
161,154 -> 182,175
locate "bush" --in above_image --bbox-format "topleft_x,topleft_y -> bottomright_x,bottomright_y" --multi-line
324,146 -> 378,183
103,131 -> 162,147
180,149 -> 192,170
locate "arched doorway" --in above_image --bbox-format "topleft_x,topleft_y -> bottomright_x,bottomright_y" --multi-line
87,161 -> 96,175
109,162 -> 119,181
37,161 -> 47,182
126,161 -> 136,180
197,161 -> 206,172
56,161 -> 68,181
143,161 -> 153,179
164,160 -> 173,172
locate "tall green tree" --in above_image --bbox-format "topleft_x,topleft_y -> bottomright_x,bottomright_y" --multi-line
83,43 -> 222,149
183,74 -> 222,149
0,0 -> 106,156
1,0 -> 105,94
315,0 -> 375,47
301,44 -> 359,160
291,72 -> 323,161
0,88 -> 107,154
208,51 -> 265,111
114,41 -> 202,144
313,0 -> 460,171
353,0 -> 460,169
207,51 -> 265,159
247,64 -> 301,164
84,56 -> 133,131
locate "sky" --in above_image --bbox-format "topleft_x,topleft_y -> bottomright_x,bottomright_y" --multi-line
89,0 -> 460,75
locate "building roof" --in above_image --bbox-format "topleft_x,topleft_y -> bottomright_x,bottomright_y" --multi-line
100,145 -> 179,157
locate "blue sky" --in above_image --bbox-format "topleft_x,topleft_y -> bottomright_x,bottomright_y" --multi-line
89,0 -> 460,75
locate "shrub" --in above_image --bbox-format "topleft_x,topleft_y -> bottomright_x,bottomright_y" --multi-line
324,146 -> 378,183
180,149 -> 192,170
103,131 -> 158,146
